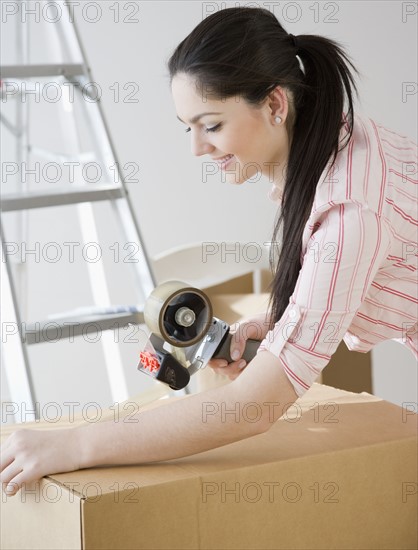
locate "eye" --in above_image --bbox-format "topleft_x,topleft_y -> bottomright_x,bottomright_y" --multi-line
184,124 -> 222,134
205,123 -> 222,133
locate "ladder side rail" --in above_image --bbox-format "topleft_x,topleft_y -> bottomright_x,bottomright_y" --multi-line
55,1 -> 84,65
15,0 -> 30,328
0,0 -> 34,422
76,202 -> 130,402
72,79 -> 157,299
1,221 -> 37,421
59,0 -> 156,294
55,85 -> 130,403
65,4 -> 157,292
111,198 -> 157,300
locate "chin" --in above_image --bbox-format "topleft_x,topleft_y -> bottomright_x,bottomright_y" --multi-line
240,164 -> 260,184
223,169 -> 244,185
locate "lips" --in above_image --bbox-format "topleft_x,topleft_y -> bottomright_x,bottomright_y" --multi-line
214,154 -> 234,162
214,154 -> 235,169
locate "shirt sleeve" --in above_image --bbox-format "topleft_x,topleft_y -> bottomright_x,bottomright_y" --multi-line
257,202 -> 391,398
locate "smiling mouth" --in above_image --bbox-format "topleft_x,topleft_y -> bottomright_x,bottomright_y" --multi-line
214,154 -> 235,168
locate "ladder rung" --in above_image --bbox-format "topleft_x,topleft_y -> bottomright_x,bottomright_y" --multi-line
23,311 -> 145,345
1,185 -> 125,211
1,64 -> 85,79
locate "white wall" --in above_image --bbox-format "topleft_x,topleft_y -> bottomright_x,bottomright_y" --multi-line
1,1 -> 417,420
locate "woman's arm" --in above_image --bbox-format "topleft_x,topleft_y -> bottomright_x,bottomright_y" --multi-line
78,349 -> 297,468
1,350 -> 297,495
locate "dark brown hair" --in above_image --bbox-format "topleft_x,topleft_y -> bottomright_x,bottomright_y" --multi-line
167,7 -> 360,328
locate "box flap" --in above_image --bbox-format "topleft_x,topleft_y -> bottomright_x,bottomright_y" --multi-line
45,384 -> 416,497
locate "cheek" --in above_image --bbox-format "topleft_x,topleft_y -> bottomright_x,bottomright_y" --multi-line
221,129 -> 253,157
234,121 -> 266,159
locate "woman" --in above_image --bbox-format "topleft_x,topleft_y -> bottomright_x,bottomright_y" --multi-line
1,7 -> 417,496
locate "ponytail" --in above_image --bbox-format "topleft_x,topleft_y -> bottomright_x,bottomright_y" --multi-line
268,32 -> 360,325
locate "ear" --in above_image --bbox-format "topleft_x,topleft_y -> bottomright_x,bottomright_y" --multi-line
267,85 -> 289,121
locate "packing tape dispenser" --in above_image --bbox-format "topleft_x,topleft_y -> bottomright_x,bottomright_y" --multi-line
137,280 -> 261,390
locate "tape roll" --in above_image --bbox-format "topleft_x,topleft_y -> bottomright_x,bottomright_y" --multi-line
144,280 -> 213,347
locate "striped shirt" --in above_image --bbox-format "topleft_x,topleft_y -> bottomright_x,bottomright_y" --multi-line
258,110 -> 418,398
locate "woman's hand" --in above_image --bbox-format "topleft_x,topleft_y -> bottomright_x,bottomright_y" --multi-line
207,312 -> 271,381
0,427 -> 82,496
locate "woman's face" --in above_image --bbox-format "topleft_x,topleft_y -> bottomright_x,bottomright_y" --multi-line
171,73 -> 290,187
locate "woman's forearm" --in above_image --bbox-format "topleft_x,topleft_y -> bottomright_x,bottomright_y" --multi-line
0,352 -> 296,496
75,378 -> 265,469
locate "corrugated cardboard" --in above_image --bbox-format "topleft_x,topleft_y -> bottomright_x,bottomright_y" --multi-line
1,383 -> 417,549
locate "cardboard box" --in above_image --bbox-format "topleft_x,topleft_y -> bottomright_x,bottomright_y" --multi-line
1,383 -> 417,549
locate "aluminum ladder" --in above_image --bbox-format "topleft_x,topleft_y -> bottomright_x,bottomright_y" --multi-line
1,1 -> 159,421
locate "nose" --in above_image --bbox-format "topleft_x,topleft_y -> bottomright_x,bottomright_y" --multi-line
190,130 -> 214,157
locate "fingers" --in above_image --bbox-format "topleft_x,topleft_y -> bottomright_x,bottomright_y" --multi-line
208,318 -> 262,380
2,471 -> 26,496
229,330 -> 247,362
229,318 -> 263,361
0,448 -> 14,472
209,359 -> 247,381
1,462 -> 23,496
1,446 -> 24,497
208,358 -> 229,369
0,431 -> 41,497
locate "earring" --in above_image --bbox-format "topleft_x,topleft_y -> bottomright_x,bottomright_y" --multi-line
274,116 -> 282,124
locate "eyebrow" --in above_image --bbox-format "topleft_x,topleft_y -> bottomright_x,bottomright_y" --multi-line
176,111 -> 223,124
